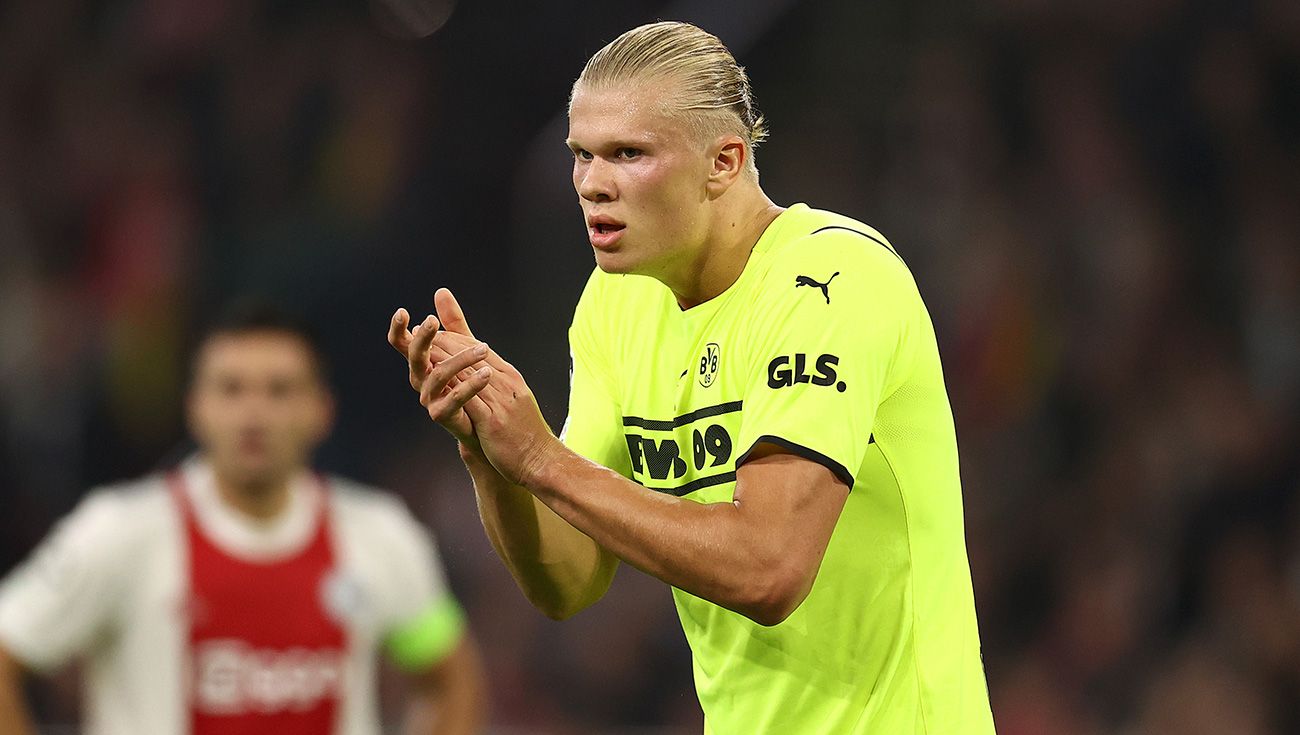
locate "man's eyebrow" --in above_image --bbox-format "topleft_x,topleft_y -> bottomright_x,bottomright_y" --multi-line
564,137 -> 654,152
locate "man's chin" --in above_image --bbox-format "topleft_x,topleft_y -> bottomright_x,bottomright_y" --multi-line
592,249 -> 641,275
215,458 -> 287,490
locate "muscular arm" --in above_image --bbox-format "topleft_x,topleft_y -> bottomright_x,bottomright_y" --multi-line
463,344 -> 849,625
390,292 -> 847,625
390,298 -> 618,620
401,635 -> 487,735
460,446 -> 618,620
514,438 -> 847,626
471,427 -> 843,625
0,645 -> 37,735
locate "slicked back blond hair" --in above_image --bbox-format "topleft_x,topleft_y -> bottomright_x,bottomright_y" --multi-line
572,21 -> 768,177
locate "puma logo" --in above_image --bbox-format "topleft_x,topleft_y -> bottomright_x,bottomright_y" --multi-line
795,272 -> 840,304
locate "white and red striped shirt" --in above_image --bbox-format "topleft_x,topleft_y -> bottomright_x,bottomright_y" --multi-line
0,458 -> 461,735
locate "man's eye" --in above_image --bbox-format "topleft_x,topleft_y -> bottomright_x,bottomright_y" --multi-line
617,148 -> 642,159
575,149 -> 593,161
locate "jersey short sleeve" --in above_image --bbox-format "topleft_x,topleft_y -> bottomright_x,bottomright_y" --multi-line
735,229 -> 917,488
560,269 -> 632,477
368,498 -> 466,671
0,491 -> 132,670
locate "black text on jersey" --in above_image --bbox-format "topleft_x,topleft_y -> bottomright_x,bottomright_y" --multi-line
767,353 -> 847,392
625,424 -> 733,483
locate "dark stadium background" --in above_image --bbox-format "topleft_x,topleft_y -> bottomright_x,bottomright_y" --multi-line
1,0 -> 1297,732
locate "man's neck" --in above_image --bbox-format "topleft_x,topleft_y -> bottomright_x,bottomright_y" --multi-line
212,468 -> 295,523
667,189 -> 783,310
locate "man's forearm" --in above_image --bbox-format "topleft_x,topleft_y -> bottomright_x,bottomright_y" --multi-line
403,637 -> 486,735
0,648 -> 37,735
519,441 -> 839,625
460,444 -> 617,619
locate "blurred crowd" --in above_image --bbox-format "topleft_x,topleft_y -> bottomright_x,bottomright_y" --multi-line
1,0 -> 1297,733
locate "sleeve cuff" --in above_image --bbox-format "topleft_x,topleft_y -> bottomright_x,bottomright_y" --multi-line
736,435 -> 855,489
384,596 -> 466,672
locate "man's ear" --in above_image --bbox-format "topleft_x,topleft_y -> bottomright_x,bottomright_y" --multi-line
311,389 -> 337,445
705,134 -> 747,199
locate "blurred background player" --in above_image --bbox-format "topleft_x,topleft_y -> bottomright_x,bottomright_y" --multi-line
0,303 -> 486,735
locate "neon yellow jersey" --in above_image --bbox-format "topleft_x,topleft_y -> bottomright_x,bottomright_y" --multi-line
561,204 -> 995,734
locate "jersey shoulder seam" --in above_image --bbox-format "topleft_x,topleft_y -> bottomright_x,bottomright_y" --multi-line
808,224 -> 904,262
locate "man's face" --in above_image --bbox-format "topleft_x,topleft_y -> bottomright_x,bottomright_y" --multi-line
187,331 -> 333,487
567,81 -> 714,277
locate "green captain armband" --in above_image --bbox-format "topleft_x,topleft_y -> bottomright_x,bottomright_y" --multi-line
384,596 -> 467,671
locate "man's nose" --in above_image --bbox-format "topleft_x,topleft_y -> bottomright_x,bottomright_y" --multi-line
578,158 -> 616,203
237,391 -> 276,419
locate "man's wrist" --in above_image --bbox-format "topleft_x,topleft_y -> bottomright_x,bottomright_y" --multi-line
458,440 -> 487,466
516,435 -> 568,492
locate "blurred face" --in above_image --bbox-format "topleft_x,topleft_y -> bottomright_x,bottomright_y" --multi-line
187,331 -> 333,488
567,80 -> 715,277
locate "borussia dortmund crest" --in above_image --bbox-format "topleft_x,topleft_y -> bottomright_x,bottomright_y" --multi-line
699,343 -> 720,387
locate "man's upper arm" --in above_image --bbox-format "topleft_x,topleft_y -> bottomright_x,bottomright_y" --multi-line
559,270 -> 632,476
0,492 -> 128,671
736,231 -> 917,487
734,450 -> 850,539
378,502 -> 468,673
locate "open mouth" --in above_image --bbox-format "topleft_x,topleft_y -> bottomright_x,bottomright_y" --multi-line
593,223 -> 625,234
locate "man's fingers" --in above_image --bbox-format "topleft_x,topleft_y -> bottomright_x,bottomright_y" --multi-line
406,314 -> 444,388
411,314 -> 442,355
436,362 -> 500,400
462,390 -> 491,424
420,343 -> 490,404
432,329 -> 517,376
434,288 -> 476,338
426,367 -> 492,423
388,308 -> 414,356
